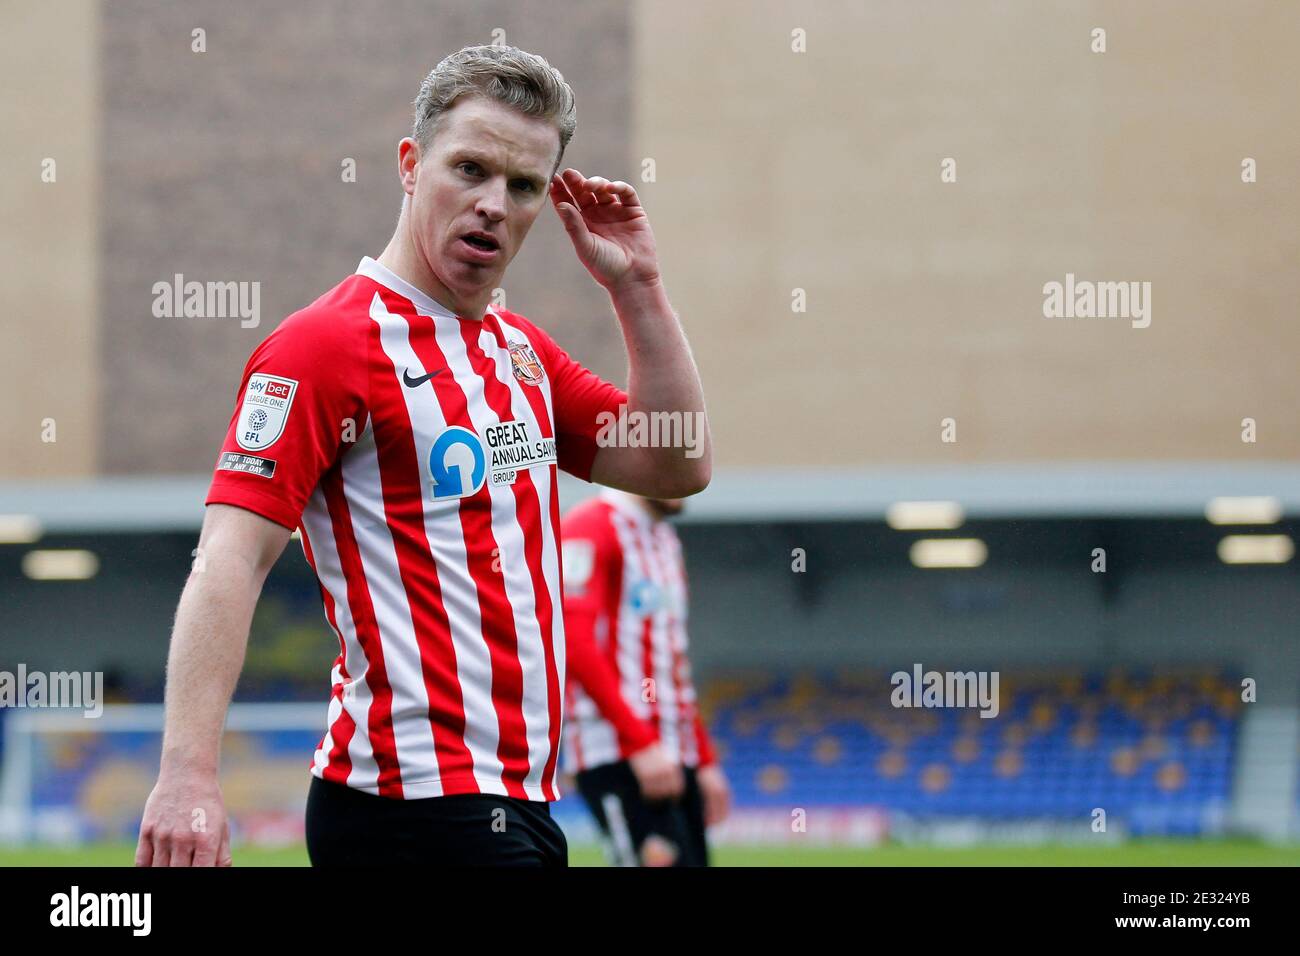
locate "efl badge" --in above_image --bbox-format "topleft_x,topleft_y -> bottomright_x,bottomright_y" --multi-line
562,540 -> 595,596
508,341 -> 545,386
236,374 -> 298,451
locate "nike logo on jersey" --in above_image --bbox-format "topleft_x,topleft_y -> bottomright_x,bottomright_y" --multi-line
403,368 -> 444,388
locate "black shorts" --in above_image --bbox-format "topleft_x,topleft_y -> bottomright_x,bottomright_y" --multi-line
574,761 -> 709,867
305,775 -> 568,867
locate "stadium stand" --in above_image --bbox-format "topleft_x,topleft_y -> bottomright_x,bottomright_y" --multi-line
10,667 -> 1240,843
705,669 -> 1237,836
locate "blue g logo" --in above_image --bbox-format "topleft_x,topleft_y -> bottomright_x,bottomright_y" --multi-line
428,427 -> 486,500
628,579 -> 662,615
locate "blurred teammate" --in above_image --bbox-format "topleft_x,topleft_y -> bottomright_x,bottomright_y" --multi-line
562,489 -> 730,866
135,44 -> 710,867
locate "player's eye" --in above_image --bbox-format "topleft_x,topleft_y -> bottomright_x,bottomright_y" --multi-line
512,180 -> 535,193
458,162 -> 482,177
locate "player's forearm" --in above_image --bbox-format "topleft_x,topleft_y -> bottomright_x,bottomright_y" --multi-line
565,608 -> 658,752
158,554 -> 262,777
608,277 -> 712,491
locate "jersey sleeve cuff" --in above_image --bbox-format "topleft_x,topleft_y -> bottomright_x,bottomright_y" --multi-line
204,486 -> 302,532
617,722 -> 659,755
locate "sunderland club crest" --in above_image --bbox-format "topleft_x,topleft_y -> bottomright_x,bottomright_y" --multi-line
508,341 -> 545,386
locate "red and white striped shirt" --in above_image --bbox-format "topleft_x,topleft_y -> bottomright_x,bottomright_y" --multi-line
560,489 -> 715,772
205,257 -> 626,801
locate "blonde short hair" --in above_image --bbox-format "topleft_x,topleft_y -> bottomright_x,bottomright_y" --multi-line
412,44 -> 577,174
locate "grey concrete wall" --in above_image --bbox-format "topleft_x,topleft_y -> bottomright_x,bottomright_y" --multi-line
95,0 -> 635,475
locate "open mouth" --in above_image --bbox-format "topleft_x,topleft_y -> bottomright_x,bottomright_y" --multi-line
460,233 -> 500,252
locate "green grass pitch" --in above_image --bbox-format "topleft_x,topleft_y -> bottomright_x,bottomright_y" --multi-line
3,839 -> 1298,867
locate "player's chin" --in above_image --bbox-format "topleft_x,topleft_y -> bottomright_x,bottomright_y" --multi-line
449,253 -> 508,287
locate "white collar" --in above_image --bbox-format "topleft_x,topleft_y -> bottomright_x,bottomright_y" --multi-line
356,256 -> 481,320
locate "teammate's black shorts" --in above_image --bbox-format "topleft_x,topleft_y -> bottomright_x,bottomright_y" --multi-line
305,775 -> 568,867
575,761 -> 709,867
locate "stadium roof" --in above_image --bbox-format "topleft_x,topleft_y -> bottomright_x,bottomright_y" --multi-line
1,462 -> 1298,531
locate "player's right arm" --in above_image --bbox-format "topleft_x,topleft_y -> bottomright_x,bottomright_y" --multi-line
135,503 -> 290,867
137,305 -> 366,866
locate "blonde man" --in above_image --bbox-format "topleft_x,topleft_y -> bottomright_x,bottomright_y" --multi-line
136,44 -> 709,867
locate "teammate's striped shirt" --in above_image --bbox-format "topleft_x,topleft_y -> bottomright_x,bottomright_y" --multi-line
205,256 -> 626,801
560,489 -> 716,772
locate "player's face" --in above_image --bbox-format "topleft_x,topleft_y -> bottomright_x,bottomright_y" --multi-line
408,96 -> 559,306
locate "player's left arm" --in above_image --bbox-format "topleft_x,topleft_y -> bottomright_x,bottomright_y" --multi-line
551,169 -> 711,499
692,710 -> 731,826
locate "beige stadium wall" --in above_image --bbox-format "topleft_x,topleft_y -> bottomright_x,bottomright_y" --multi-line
0,0 -> 100,479
1,0 -> 1297,480
634,0 -> 1300,466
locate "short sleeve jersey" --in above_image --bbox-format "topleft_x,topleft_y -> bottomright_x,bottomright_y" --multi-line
205,257 -> 627,801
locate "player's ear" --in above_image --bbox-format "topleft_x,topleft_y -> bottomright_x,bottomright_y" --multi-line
397,137 -> 420,196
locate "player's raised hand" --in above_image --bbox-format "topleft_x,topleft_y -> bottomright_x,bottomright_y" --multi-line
628,741 -> 685,801
135,773 -> 232,867
550,168 -> 661,293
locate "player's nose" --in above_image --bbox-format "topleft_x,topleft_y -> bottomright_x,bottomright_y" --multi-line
474,181 -> 508,222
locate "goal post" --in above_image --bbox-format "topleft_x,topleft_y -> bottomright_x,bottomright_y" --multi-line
0,703 -> 326,846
